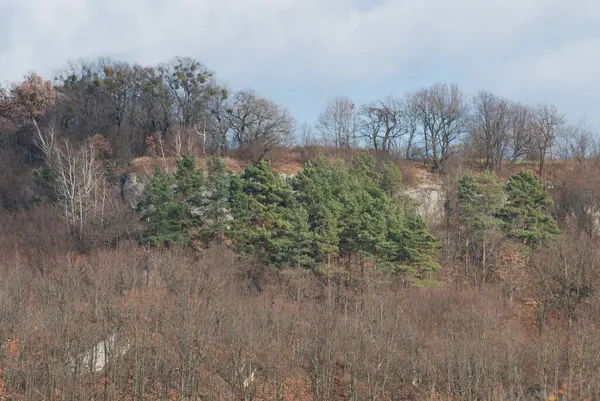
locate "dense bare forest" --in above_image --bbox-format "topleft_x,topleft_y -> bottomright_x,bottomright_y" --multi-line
2,56 -> 600,400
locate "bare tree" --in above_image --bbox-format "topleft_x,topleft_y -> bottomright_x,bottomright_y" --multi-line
204,85 -> 231,156
358,95 -> 405,152
507,102 -> 534,163
315,96 -> 357,148
557,123 -> 599,164
408,83 -> 467,170
227,89 -> 295,162
531,104 -> 566,176
35,124 -> 106,240
358,103 -> 385,150
0,87 -> 15,134
298,121 -> 317,146
469,91 -> 511,170
554,165 -> 600,238
401,95 -> 419,159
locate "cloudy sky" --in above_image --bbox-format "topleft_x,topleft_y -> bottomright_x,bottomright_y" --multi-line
1,0 -> 600,126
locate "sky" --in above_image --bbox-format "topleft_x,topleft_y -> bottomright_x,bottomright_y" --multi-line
1,0 -> 600,127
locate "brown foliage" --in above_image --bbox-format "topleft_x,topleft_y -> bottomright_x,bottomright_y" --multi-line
6,73 -> 57,121
1,236 -> 597,400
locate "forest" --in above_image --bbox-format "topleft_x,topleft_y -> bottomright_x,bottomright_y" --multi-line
1,56 -> 600,400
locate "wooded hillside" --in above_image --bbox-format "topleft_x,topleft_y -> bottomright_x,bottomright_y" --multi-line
2,57 -> 600,400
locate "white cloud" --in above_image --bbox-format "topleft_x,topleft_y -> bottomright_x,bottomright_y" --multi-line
506,37 -> 600,93
1,0 -> 600,124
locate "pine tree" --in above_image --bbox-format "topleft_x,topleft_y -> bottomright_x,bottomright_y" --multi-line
199,156 -> 232,243
292,158 -> 345,263
380,209 -> 440,276
229,161 -> 312,267
337,152 -> 387,259
339,152 -> 439,276
380,161 -> 403,197
137,166 -> 189,247
457,171 -> 504,280
137,155 -> 207,247
338,184 -> 388,261
173,154 -> 205,221
499,171 -> 560,245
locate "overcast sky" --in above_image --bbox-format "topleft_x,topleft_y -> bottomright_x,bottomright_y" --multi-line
1,0 -> 600,126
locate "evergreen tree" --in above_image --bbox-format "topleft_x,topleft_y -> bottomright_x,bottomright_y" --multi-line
338,182 -> 388,261
292,158 -> 345,263
298,152 -> 440,276
199,156 -> 232,243
499,171 -> 560,245
380,161 -> 403,197
173,154 -> 205,220
380,209 -> 440,276
457,172 -> 504,240
135,151 -> 440,277
136,166 -> 189,247
457,171 -> 504,280
229,161 -> 312,267
338,152 -> 387,259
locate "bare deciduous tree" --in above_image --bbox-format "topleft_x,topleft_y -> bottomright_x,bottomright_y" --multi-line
161,57 -> 216,129
531,104 -> 566,176
204,85 -> 231,156
315,96 -> 357,149
358,95 -> 405,152
401,95 -> 419,159
408,83 -> 467,170
507,102 -> 534,163
469,91 -> 511,170
557,123 -> 599,164
298,121 -> 317,146
35,124 -> 107,240
227,89 -> 295,162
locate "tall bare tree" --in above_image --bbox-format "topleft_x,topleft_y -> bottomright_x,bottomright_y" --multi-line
203,85 -> 231,156
507,102 -> 534,163
408,83 -> 467,169
315,96 -> 357,148
35,125 -> 107,240
532,104 -> 566,176
556,123 -> 599,164
358,95 -> 405,152
226,89 -> 294,162
298,121 -> 317,146
401,95 -> 419,159
469,91 -> 511,170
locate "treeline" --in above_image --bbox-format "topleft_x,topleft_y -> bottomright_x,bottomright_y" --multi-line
0,57 -> 293,165
312,89 -> 588,174
1,56 -> 597,178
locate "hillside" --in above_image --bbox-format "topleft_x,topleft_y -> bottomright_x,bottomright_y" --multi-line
3,148 -> 600,400
3,57 -> 600,400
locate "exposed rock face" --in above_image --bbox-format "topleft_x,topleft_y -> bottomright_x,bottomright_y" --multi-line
118,172 -> 147,209
564,208 -> 600,237
68,331 -> 130,373
404,183 -> 445,224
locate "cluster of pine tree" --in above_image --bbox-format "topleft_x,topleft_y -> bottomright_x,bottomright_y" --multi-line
137,156 -> 231,247
456,170 -> 560,257
137,153 -> 440,278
